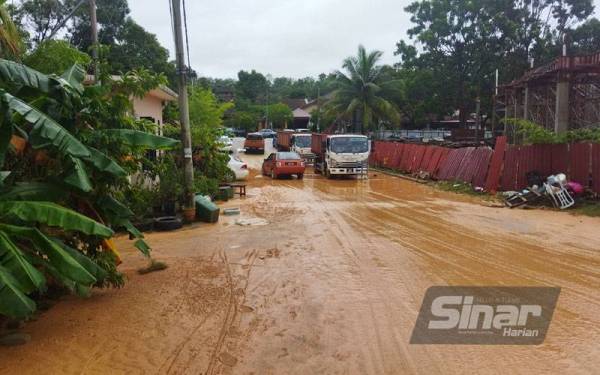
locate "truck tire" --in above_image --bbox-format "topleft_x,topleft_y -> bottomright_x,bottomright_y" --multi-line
271,170 -> 278,180
297,173 -> 304,180
325,165 -> 331,179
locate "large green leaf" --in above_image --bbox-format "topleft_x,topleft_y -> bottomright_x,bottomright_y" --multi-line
52,239 -> 108,283
0,59 -> 50,93
0,201 -> 113,237
0,231 -> 46,293
0,224 -> 97,286
60,64 -> 85,94
0,59 -> 82,99
0,182 -> 67,201
93,129 -> 180,150
0,265 -> 36,319
64,156 -> 93,192
83,147 -> 127,177
0,90 -> 90,158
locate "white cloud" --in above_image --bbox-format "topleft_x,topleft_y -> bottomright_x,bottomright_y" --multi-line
128,0 -> 413,78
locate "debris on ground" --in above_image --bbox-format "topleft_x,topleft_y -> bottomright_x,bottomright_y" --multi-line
504,172 -> 577,210
138,259 -> 169,275
223,208 -> 241,216
0,332 -> 30,347
235,217 -> 268,226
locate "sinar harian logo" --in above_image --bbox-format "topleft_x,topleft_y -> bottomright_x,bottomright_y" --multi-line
410,287 -> 560,345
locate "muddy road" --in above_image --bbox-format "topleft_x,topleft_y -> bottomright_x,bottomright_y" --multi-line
1,148 -> 600,374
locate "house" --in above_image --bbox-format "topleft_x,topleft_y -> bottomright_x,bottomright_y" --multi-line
132,85 -> 179,134
85,75 -> 178,134
282,98 -> 312,129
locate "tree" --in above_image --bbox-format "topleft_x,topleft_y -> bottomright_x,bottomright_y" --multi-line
235,70 -> 268,103
106,18 -> 175,79
0,0 -> 22,58
267,103 -> 293,129
66,0 -> 129,51
12,0 -> 65,45
329,45 -> 400,132
396,0 -> 595,125
24,39 -> 90,74
188,86 -> 233,179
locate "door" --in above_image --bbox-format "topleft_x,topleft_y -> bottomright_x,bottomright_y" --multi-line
263,153 -> 276,174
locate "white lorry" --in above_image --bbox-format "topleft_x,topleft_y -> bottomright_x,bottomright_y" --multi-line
311,133 -> 370,178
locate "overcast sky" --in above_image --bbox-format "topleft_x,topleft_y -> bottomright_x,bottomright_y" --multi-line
128,0 -> 600,80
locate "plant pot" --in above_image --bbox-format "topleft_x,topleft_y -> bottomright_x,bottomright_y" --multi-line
182,207 -> 196,223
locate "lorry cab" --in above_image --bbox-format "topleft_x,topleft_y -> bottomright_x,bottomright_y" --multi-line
291,134 -> 313,156
312,134 -> 370,178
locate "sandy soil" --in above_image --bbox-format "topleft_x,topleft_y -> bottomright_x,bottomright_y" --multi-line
1,143 -> 599,375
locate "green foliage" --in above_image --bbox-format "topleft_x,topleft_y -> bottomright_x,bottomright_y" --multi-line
506,118 -> 600,144
225,110 -> 260,132
329,45 -> 401,132
235,70 -> 268,103
0,59 -> 179,319
24,40 -> 90,74
0,0 -> 22,58
267,103 -> 293,129
155,154 -> 183,203
193,174 -> 219,197
187,86 -> 232,181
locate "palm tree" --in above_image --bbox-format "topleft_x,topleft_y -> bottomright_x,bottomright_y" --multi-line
0,0 -> 21,58
329,45 -> 400,133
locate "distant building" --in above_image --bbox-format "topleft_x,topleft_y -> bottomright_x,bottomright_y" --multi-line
132,85 -> 179,134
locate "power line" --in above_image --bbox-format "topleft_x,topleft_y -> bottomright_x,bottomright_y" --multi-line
182,0 -> 192,83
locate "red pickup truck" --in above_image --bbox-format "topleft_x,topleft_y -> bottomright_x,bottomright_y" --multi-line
244,133 -> 265,154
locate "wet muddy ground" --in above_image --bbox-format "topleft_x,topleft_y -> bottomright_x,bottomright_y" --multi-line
1,143 -> 599,374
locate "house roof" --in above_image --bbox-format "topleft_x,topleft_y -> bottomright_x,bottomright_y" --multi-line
293,108 -> 311,119
84,74 -> 178,101
283,98 -> 309,110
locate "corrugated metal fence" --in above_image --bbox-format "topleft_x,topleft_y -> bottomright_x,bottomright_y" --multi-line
371,137 -> 600,194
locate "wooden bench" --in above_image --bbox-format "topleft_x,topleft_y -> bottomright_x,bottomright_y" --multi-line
230,183 -> 247,197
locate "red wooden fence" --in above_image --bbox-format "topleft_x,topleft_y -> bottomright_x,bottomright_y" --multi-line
371,139 -> 600,194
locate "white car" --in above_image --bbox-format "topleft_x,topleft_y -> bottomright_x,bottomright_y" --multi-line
228,154 -> 249,180
218,136 -> 233,153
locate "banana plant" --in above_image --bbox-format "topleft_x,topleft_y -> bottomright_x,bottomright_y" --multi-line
0,59 -> 180,319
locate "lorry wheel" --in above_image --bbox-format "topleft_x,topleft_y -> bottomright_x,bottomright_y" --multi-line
325,165 -> 331,179
298,173 -> 304,180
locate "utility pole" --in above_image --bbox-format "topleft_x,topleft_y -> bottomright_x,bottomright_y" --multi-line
475,96 -> 481,145
89,0 -> 98,81
316,86 -> 321,133
171,0 -> 194,209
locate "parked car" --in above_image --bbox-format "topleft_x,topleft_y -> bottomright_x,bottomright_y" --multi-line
228,154 -> 249,180
262,152 -> 306,179
258,128 -> 277,138
218,135 -> 233,153
244,133 -> 265,153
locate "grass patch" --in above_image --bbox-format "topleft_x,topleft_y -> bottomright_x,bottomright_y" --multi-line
572,202 -> 600,217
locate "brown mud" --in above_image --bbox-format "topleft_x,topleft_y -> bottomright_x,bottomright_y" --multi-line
1,147 -> 599,374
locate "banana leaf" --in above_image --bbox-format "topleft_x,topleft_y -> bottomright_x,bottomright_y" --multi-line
60,64 -> 85,94
83,146 -> 127,177
0,265 -> 36,319
92,129 -> 179,150
0,59 -> 50,93
0,171 -> 9,188
35,257 -> 91,298
97,195 -> 134,221
0,201 -> 113,237
0,90 -> 90,158
0,182 -> 67,201
64,156 -> 93,192
0,59 -> 82,99
0,231 -> 46,293
51,239 -> 108,283
134,239 -> 150,257
0,224 -> 97,285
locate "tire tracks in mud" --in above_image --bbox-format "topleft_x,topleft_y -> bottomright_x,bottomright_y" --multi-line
158,250 -> 257,375
205,249 -> 258,375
